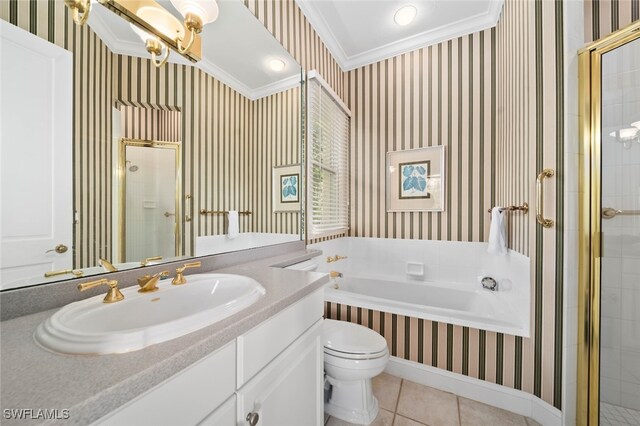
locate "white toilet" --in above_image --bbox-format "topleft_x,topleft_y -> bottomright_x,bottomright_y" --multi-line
323,319 -> 390,425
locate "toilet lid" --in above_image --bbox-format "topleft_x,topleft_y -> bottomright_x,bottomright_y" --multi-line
323,319 -> 388,355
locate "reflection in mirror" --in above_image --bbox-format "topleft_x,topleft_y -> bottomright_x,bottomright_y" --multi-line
0,0 -> 302,290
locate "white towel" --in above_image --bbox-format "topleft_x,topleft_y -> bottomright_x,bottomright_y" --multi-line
487,207 -> 507,255
227,211 -> 239,240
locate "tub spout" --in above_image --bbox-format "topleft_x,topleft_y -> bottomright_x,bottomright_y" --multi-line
329,271 -> 343,278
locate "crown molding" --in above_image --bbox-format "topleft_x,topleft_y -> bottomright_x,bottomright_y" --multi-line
295,0 -> 504,71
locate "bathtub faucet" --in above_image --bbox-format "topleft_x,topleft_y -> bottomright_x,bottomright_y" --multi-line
326,255 -> 348,263
481,276 -> 498,291
330,271 -> 343,278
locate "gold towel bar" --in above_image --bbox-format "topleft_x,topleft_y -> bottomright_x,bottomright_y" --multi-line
487,202 -> 529,214
200,209 -> 252,216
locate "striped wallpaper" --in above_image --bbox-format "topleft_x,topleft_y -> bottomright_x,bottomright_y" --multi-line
585,0 -> 640,42
120,105 -> 181,142
1,0 -> 301,267
344,31 -> 495,243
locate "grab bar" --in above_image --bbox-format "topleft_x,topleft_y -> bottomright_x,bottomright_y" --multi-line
602,208 -> 640,219
536,169 -> 554,228
200,210 -> 252,216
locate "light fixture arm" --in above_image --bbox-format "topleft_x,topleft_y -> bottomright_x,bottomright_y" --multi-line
145,39 -> 170,68
64,0 -> 91,25
176,13 -> 203,54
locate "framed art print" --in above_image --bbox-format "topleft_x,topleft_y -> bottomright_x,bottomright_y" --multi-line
272,164 -> 301,212
386,146 -> 445,212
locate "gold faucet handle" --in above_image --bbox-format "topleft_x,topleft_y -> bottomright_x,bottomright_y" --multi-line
44,269 -> 84,278
99,258 -> 117,272
172,261 -> 201,285
335,255 -> 347,261
141,256 -> 162,266
78,278 -> 124,303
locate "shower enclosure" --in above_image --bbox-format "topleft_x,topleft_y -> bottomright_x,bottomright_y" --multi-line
578,21 -> 640,425
119,139 -> 182,263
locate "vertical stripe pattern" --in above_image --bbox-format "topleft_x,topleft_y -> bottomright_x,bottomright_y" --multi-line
585,0 -> 640,42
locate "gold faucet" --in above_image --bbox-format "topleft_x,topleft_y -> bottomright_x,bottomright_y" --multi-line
172,261 -> 202,285
326,255 -> 348,263
137,271 -> 170,293
141,256 -> 162,267
44,269 -> 84,278
99,258 -> 117,272
329,271 -> 343,278
78,278 -> 124,303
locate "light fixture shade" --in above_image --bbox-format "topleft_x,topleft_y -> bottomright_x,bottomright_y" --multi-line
394,5 -> 417,26
137,5 -> 185,40
170,0 -> 219,25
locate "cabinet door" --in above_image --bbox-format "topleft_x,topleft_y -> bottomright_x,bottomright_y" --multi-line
237,320 -> 323,426
198,395 -> 236,426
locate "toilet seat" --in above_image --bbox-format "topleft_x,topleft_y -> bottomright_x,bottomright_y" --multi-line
323,319 -> 388,357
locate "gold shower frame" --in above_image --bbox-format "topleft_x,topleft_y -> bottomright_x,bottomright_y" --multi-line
577,20 -> 640,426
118,138 -> 182,262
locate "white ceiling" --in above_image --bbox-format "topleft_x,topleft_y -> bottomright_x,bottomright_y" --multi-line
88,0 -> 301,100
295,0 -> 504,71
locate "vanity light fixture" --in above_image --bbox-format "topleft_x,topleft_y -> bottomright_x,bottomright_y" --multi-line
64,0 -> 91,25
170,0 -> 219,54
65,0 -> 217,67
394,5 -> 417,26
130,23 -> 171,68
269,58 -> 286,72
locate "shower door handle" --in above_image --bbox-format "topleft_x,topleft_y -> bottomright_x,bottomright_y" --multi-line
164,211 -> 175,218
536,169 -> 554,228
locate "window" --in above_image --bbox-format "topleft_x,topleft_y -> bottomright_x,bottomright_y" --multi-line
307,72 -> 350,239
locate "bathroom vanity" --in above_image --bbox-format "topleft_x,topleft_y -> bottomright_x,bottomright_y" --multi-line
0,249 -> 327,426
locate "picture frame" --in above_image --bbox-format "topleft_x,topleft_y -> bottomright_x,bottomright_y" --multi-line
272,164 -> 301,212
386,146 -> 445,212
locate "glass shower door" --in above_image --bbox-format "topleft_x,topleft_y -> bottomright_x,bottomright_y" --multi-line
599,36 -> 640,426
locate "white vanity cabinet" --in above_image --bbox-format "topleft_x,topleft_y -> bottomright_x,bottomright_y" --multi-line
95,288 -> 324,426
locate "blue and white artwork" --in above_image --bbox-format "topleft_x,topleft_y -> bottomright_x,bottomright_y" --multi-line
280,174 -> 299,203
399,161 -> 430,199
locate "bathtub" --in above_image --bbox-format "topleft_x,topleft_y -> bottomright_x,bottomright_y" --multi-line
297,237 -> 530,337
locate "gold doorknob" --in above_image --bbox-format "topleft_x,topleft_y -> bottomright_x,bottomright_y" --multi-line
46,244 -> 68,254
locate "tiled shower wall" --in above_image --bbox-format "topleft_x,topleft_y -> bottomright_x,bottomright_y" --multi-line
599,39 -> 640,411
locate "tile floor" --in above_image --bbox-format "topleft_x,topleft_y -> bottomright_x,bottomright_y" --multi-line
325,373 -> 542,426
601,402 -> 640,426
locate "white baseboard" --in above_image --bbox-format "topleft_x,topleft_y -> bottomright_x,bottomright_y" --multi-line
385,357 -> 562,426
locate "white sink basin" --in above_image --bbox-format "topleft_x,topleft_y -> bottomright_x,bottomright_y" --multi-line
35,273 -> 266,355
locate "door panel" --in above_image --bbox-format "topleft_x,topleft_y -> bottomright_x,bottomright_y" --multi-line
0,21 -> 73,289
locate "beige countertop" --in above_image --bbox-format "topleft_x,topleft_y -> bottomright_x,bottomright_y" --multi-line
0,250 -> 327,426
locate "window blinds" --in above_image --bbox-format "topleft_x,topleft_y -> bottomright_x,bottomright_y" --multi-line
307,75 -> 350,239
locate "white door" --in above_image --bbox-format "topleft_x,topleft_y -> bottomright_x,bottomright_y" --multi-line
0,21 -> 73,289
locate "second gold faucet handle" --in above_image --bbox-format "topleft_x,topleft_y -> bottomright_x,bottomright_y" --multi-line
78,279 -> 124,303
172,261 -> 201,285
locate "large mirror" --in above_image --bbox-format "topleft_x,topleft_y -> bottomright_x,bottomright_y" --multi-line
0,0 -> 303,290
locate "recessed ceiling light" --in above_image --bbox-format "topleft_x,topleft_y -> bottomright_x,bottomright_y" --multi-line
269,59 -> 286,72
394,5 -> 417,26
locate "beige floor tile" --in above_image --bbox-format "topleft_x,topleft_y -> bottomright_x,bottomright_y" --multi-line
373,373 -> 403,411
393,414 -> 425,426
458,397 -> 528,426
396,380 -> 460,426
326,409 -> 394,426
525,418 -> 542,426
